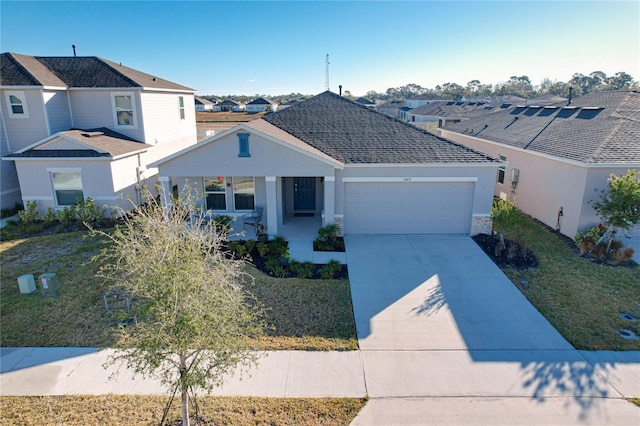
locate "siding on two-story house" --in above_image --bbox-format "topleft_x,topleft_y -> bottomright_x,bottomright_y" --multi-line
0,52 -> 197,213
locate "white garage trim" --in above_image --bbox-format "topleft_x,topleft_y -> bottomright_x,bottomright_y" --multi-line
342,177 -> 478,183
343,180 -> 474,235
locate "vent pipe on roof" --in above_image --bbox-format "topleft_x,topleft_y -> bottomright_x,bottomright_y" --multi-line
339,85 -> 342,96
567,87 -> 573,105
72,45 -> 77,57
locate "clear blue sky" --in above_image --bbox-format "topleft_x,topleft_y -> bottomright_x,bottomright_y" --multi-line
1,1 -> 638,96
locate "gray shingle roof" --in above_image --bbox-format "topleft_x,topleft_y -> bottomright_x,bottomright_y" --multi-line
410,101 -> 498,118
262,91 -> 497,164
408,94 -> 446,101
7,128 -> 151,158
445,90 -> 640,164
1,52 -> 194,91
247,97 -> 274,105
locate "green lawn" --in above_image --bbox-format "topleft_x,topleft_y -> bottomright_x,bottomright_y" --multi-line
0,395 -> 367,425
499,212 -> 640,350
0,230 -> 357,350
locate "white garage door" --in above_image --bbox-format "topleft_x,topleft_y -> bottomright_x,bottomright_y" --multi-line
343,181 -> 474,234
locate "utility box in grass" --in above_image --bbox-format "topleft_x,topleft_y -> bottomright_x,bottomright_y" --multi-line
39,273 -> 60,297
17,274 -> 36,294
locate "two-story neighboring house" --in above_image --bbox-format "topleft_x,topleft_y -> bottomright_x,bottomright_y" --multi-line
0,52 -> 197,213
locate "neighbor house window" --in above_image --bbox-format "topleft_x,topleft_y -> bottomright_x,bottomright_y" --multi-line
52,171 -> 84,206
6,91 -> 28,118
238,133 -> 250,157
112,93 -> 137,127
204,176 -> 226,210
233,176 -> 254,210
497,155 -> 507,184
178,96 -> 185,120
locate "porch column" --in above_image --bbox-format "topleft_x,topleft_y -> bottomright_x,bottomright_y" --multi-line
265,176 -> 278,237
323,176 -> 335,227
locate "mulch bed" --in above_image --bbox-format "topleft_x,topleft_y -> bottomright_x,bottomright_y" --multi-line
472,233 -> 539,270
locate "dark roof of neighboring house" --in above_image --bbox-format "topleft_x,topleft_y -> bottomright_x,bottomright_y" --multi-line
0,52 -> 194,91
262,91 -> 498,164
218,99 -> 240,106
376,100 -> 406,109
527,94 -> 568,105
355,97 -> 375,105
410,101 -> 499,119
247,97 -> 274,105
408,94 -> 446,101
445,90 -> 640,164
7,128 -> 151,158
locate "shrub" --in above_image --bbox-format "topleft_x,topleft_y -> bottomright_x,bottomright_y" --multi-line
318,259 -> 342,279
244,239 -> 256,253
76,198 -> 106,223
43,208 -> 57,226
265,256 -> 286,278
57,204 -> 77,225
288,260 -> 314,279
269,236 -> 288,257
256,241 -> 270,257
18,201 -> 42,223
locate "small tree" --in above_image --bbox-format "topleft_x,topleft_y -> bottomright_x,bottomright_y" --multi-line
591,170 -> 640,245
93,187 -> 264,425
491,198 -> 518,250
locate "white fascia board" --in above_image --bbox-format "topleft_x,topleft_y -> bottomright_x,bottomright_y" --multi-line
342,177 -> 478,183
141,87 -> 197,94
439,129 -> 637,169
344,162 -> 500,169
8,157 -> 112,162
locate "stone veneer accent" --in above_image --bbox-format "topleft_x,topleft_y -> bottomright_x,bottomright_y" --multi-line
472,215 -> 492,236
333,215 -> 345,236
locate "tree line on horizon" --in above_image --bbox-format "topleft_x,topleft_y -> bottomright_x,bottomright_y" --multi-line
201,70 -> 637,103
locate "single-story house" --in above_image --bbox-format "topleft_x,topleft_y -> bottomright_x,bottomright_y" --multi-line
245,97 -> 278,113
440,90 -> 640,238
354,97 -> 375,107
375,100 -> 406,118
195,97 -> 216,111
405,94 -> 446,109
153,91 -> 501,237
214,99 -> 245,112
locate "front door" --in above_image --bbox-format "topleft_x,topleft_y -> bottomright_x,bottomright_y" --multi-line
293,177 -> 316,211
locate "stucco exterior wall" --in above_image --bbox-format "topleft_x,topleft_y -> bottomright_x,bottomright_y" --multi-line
158,129 -> 335,178
441,129 -> 592,237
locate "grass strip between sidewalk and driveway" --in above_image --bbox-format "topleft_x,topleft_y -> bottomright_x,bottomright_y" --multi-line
0,395 -> 367,425
0,231 -> 357,350
497,211 -> 640,351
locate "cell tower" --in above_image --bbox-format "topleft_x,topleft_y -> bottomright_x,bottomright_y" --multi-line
325,54 -> 330,91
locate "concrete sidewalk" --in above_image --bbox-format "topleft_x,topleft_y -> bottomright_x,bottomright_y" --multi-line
0,347 -> 366,398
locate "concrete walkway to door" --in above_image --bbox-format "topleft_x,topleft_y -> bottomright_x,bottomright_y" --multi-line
345,235 -> 640,425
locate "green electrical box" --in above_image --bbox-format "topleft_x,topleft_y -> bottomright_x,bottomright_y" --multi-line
39,273 -> 60,297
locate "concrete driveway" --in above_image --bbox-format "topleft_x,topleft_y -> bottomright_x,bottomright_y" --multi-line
345,235 -> 572,351
345,235 -> 640,424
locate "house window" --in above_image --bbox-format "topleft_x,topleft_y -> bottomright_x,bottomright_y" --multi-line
112,93 -> 137,127
204,176 -> 226,210
238,133 -> 250,157
52,172 -> 84,206
497,155 -> 507,184
233,177 -> 254,210
178,96 -> 185,120
5,91 -> 28,118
